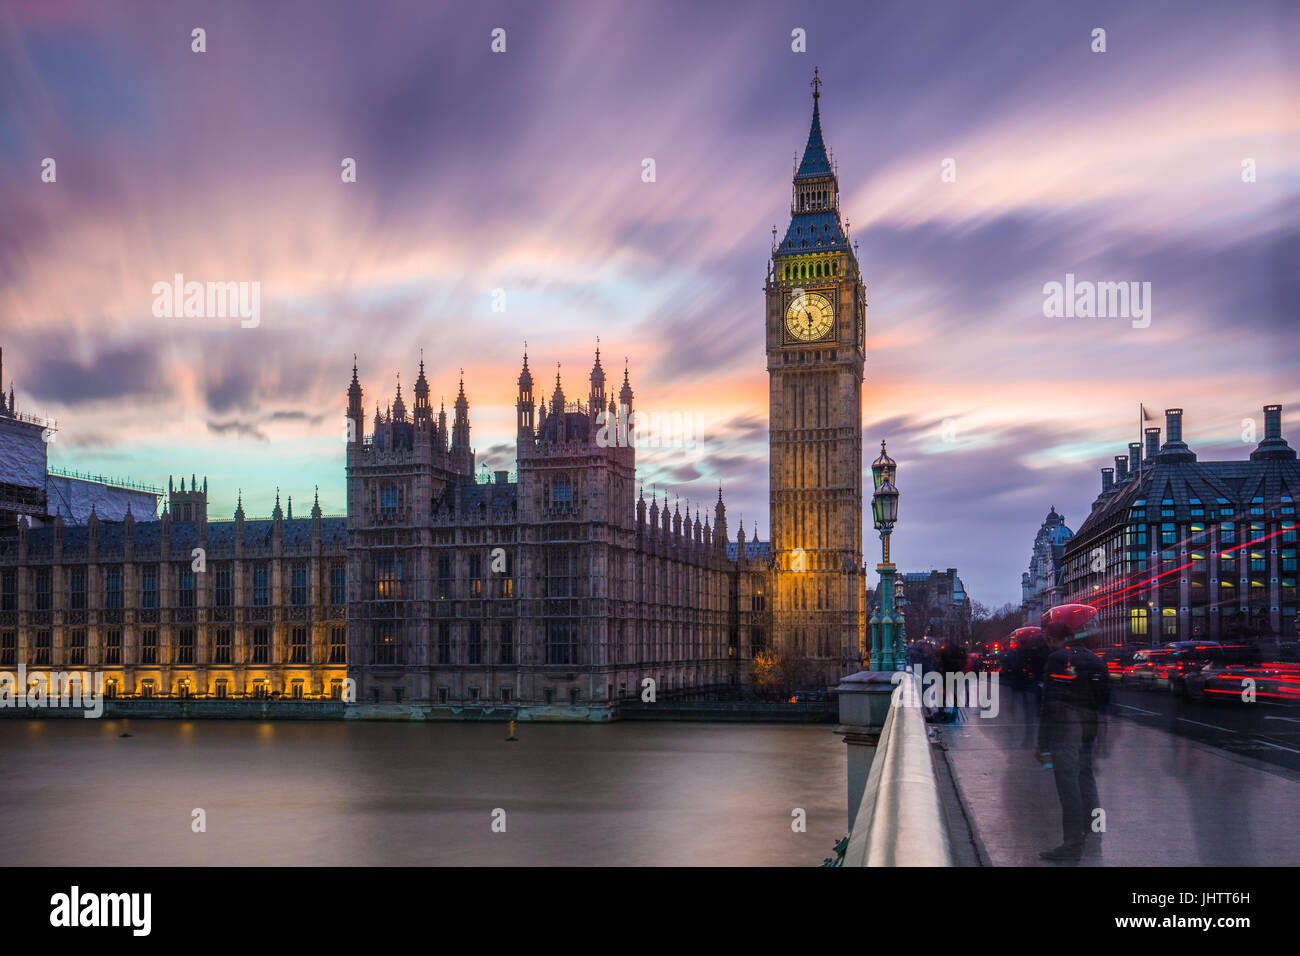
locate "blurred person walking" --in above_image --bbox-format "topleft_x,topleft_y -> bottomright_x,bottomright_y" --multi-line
1036,611 -> 1108,862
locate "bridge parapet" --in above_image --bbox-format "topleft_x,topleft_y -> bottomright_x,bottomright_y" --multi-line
829,669 -> 955,867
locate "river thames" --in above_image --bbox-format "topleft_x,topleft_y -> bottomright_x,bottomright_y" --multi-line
1,720 -> 847,866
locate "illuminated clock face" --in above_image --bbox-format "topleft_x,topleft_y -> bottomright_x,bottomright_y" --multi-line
785,292 -> 835,342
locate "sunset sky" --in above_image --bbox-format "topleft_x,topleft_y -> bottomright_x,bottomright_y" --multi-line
1,0 -> 1296,607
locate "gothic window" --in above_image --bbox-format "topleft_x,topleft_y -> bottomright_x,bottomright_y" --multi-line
329,626 -> 346,664
32,630 -> 50,666
141,628 -> 158,664
437,555 -> 452,599
215,565 -> 233,606
500,621 -> 514,664
0,570 -> 14,611
291,563 -> 308,605
35,569 -> 51,610
290,626 -> 308,663
252,627 -> 270,663
546,547 -> 577,597
252,564 -> 270,606
214,628 -> 232,663
64,627 -> 87,665
467,622 -> 482,665
140,566 -> 158,609
437,623 -> 451,664
376,554 -> 402,599
103,630 -> 122,664
547,622 -> 577,665
552,478 -> 572,508
176,628 -> 195,664
380,484 -> 398,519
330,565 -> 346,605
68,567 -> 85,613
0,630 -> 15,666
178,568 -> 195,608
371,629 -> 395,665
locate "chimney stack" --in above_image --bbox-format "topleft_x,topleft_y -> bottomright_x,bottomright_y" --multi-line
1115,454 -> 1128,482
1101,467 -> 1114,493
1145,427 -> 1161,463
1165,408 -> 1183,444
1128,441 -> 1142,474
1251,403 -> 1296,461
1265,404 -> 1282,440
1157,407 -> 1196,462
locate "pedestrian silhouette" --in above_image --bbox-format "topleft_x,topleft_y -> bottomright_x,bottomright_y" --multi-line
1037,619 -> 1108,862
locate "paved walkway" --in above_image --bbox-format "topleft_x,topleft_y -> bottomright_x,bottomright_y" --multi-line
936,688 -> 1300,866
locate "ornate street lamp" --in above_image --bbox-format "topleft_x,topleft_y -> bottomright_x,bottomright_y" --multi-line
869,441 -> 905,670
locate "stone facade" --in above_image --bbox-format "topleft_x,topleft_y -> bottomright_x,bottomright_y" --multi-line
765,73 -> 868,679
343,354 -> 771,716
1020,507 -> 1074,625
0,480 -> 349,701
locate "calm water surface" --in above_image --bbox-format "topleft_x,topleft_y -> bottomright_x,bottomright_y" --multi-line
0,719 -> 847,866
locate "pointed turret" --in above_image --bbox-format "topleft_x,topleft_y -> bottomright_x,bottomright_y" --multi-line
517,350 -> 535,442
550,367 -> 567,444
775,68 -> 851,262
450,372 -> 473,475
589,343 -> 606,428
714,487 -> 728,555
347,355 -> 363,442
391,374 -> 407,422
413,354 -> 431,427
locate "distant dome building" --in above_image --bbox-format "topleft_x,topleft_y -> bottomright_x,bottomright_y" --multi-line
1021,506 -> 1074,625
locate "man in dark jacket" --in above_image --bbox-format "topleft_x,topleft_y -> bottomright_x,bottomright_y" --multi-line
1037,621 -> 1108,862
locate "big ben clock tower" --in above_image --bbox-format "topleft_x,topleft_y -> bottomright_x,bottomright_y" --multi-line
766,69 -> 867,679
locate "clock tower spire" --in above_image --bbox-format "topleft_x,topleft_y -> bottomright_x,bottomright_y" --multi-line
765,70 -> 867,678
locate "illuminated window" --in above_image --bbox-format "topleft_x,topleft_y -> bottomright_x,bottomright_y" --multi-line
376,554 -> 403,599
1129,609 -> 1148,636
140,679 -> 155,699
215,679 -> 228,699
291,679 -> 305,700
1161,608 -> 1178,637
374,628 -> 398,665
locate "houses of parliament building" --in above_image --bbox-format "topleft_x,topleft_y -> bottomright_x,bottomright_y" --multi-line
0,77 -> 872,718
